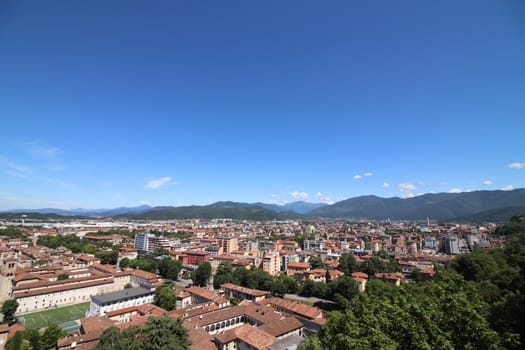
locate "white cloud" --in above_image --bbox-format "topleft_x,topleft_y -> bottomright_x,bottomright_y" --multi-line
381,182 -> 390,188
398,183 -> 416,192
0,156 -> 33,178
439,181 -> 449,186
353,174 -> 362,180
483,180 -> 493,186
3,170 -> 28,178
315,192 -> 334,205
23,142 -> 60,157
449,188 -> 462,193
290,191 -> 309,200
364,172 -> 373,177
139,200 -> 151,206
508,162 -> 525,169
145,176 -> 172,189
398,183 -> 416,198
502,185 -> 514,191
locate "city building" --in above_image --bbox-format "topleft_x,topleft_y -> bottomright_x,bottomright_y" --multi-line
221,283 -> 267,302
443,235 -> 460,255
261,251 -> 280,276
303,240 -> 324,251
218,237 -> 238,254
89,287 -> 155,317
134,232 -> 170,253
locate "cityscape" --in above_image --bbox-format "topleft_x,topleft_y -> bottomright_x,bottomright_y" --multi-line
1,1 -> 525,350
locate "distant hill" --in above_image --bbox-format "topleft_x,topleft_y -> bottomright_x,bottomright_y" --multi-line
3,189 -> 524,222
116,205 -> 303,221
206,201 -> 326,214
310,189 -> 525,221
0,212 -> 88,220
448,206 -> 525,224
282,201 -> 328,214
1,205 -> 152,217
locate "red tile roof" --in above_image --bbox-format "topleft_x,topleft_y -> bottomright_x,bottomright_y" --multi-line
264,297 -> 322,320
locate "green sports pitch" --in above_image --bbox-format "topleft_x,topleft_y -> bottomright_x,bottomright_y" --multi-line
17,302 -> 89,330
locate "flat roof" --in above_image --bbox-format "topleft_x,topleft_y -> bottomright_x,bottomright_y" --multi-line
91,287 -> 154,305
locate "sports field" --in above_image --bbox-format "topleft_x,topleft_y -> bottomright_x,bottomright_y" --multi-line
18,302 -> 89,330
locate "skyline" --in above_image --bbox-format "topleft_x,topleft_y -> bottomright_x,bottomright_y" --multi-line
1,1 -> 525,211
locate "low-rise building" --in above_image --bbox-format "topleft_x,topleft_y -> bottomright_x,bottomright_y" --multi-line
221,283 -> 267,302
89,287 -> 155,317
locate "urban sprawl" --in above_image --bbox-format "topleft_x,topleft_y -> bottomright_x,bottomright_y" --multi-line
0,217 -> 502,349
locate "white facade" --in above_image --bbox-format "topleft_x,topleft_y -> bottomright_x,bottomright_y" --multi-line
15,279 -> 115,314
89,287 -> 155,317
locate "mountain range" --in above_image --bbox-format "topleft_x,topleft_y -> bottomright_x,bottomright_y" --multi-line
2,189 -> 525,223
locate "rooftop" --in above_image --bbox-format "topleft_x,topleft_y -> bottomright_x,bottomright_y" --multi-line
91,286 -> 154,305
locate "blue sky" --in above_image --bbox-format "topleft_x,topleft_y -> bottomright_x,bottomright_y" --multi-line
1,0 -> 524,210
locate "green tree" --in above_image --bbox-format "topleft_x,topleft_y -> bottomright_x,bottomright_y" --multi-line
330,276 -> 358,301
124,283 -> 133,289
309,256 -> 325,269
325,270 -> 331,283
301,274 -> 503,350
270,274 -> 297,296
158,258 -> 182,281
297,334 -> 323,350
312,281 -> 331,299
95,250 -> 118,265
5,330 -> 23,350
94,317 -> 190,350
57,274 -> 69,281
299,280 -> 315,297
24,329 -> 41,350
1,299 -> 19,324
41,323 -> 67,350
119,257 -> 130,269
154,285 -> 177,311
94,326 -> 130,350
409,267 -> 421,282
191,262 -> 211,287
451,249 -> 500,282
214,262 -> 234,289
337,253 -> 358,275
361,256 -> 399,275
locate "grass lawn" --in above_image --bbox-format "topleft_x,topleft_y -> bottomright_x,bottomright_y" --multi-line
19,302 -> 89,330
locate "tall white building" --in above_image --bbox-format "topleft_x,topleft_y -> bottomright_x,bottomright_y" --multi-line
134,232 -> 151,253
134,232 -> 170,253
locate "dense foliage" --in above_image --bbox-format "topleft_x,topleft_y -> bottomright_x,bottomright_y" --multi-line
114,205 -> 302,221
0,228 -> 30,241
5,323 -> 66,350
1,299 -> 19,324
191,261 -> 212,287
157,258 -> 182,281
93,316 -> 189,350
36,234 -> 118,264
119,254 -> 183,279
337,252 -> 400,276
154,285 -> 177,311
213,262 -> 297,296
300,221 -> 525,350
300,274 -> 504,350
